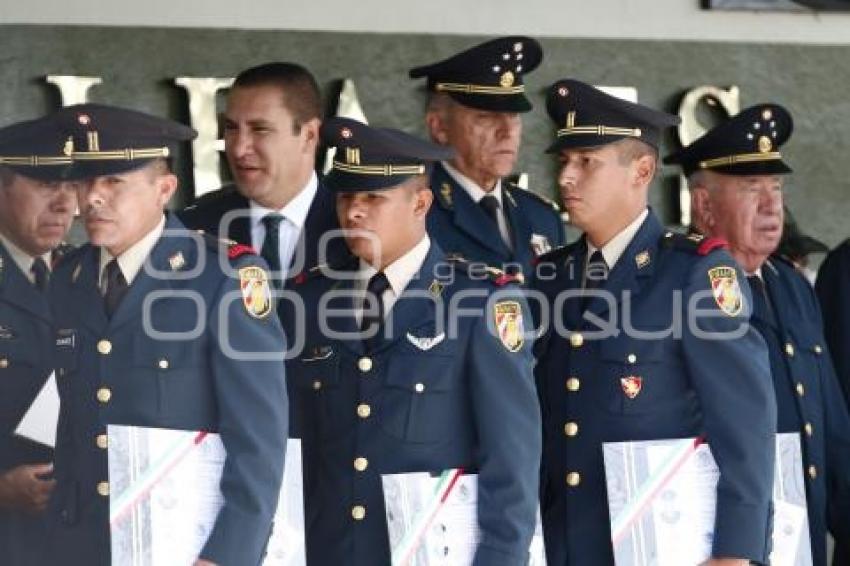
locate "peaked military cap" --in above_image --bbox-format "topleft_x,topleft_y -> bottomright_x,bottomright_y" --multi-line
0,114 -> 75,181
664,103 -> 793,177
322,117 -> 455,192
57,103 -> 197,177
409,36 -> 542,113
545,78 -> 680,153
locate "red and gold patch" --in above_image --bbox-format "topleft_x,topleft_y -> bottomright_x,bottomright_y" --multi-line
708,266 -> 743,317
494,300 -> 524,353
620,375 -> 642,399
239,266 -> 272,319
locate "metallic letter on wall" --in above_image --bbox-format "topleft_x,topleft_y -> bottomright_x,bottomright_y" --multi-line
175,77 -> 234,198
45,75 -> 102,106
676,85 -> 740,226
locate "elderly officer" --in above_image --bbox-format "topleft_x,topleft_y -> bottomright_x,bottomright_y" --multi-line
47,103 -> 288,566
533,80 -> 776,566
0,115 -> 76,565
666,104 -> 850,566
290,117 -> 541,565
409,36 -> 566,280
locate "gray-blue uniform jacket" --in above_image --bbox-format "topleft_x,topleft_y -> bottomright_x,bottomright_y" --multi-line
756,256 -> 850,566
0,242 -> 60,566
290,242 -> 541,566
427,163 -> 566,280
532,212 -> 777,565
47,214 -> 288,566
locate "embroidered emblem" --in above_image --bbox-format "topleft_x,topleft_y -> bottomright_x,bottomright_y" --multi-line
239,266 -> 273,319
708,266 -> 743,317
494,300 -> 524,352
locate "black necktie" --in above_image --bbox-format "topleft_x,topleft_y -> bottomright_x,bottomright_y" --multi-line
480,195 -> 501,226
747,275 -> 778,327
261,213 -> 284,284
361,272 -> 391,343
31,257 -> 49,293
103,259 -> 128,318
582,250 -> 609,311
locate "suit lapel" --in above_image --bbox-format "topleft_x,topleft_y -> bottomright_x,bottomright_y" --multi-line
67,246 -> 109,335
503,187 -> 533,270
432,165 -> 512,258
226,192 -> 252,247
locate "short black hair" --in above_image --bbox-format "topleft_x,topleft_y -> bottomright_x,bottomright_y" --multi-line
232,62 -> 322,130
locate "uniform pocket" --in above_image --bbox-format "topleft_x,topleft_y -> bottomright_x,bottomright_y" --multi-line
288,349 -> 341,440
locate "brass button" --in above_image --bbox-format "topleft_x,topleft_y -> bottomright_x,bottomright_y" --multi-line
157,359 -> 169,370
357,357 -> 373,372
414,383 -> 425,393
627,354 -> 637,364
0,358 -> 8,369
96,434 -> 108,449
566,377 -> 580,392
564,422 -> 579,437
566,472 -> 581,487
570,333 -> 584,348
351,505 -> 366,520
97,340 -> 112,355
354,457 -> 369,472
814,345 -> 823,355
312,380 -> 322,391
796,382 -> 805,397
804,423 -> 813,437
808,465 -> 817,480
357,404 -> 371,419
97,481 -> 110,497
785,343 -> 795,357
96,387 -> 112,403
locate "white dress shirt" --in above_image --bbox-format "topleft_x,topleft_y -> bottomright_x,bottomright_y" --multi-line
0,233 -> 51,285
99,215 -> 165,288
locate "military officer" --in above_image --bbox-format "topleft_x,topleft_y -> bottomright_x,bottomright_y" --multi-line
48,103 -> 288,566
0,114 -> 76,565
666,104 -> 850,566
533,80 -> 776,566
409,36 -> 566,281
291,117 -> 541,565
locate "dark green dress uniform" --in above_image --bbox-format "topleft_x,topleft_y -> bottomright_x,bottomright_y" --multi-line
535,81 -> 777,565
409,36 -> 566,280
665,103 -> 850,566
47,104 -> 289,566
291,117 -> 541,566
0,113 -> 76,566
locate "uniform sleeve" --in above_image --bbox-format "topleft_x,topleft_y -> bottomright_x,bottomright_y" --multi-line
199,257 -> 289,566
468,289 -> 541,566
815,245 -> 850,406
681,252 -> 776,563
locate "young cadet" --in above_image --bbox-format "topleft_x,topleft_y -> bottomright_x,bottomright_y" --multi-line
291,117 -> 541,566
533,80 -> 776,566
48,104 -> 288,566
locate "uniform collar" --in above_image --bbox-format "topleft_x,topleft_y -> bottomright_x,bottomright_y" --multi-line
587,208 -> 648,270
249,171 -> 318,232
358,235 -> 432,297
0,232 -> 51,284
441,160 -> 504,206
99,214 -> 166,287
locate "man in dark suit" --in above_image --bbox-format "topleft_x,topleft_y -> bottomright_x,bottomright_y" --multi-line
291,116 -> 541,566
668,103 -> 850,566
533,80 -> 776,566
179,62 -> 345,352
409,36 -> 566,281
48,103 -> 288,566
0,114 -> 76,565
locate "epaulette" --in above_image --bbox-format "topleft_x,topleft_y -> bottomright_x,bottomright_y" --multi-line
660,231 -> 728,256
445,254 -> 525,286
505,182 -> 562,213
194,230 -> 256,259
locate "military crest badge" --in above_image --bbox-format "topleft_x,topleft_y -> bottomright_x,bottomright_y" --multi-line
494,300 -> 524,352
620,375 -> 642,399
239,266 -> 273,319
708,266 -> 743,317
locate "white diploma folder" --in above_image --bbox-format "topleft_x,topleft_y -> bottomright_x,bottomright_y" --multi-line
108,425 -> 305,566
14,371 -> 60,448
603,432 -> 812,566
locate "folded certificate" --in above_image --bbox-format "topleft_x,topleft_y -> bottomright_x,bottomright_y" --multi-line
382,470 -> 547,566
602,433 -> 812,566
14,371 -> 60,448
108,425 -> 305,565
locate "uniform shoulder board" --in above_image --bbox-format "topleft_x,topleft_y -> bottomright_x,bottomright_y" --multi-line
506,183 -> 562,213
194,230 -> 256,259
445,254 -> 525,286
660,231 -> 728,255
